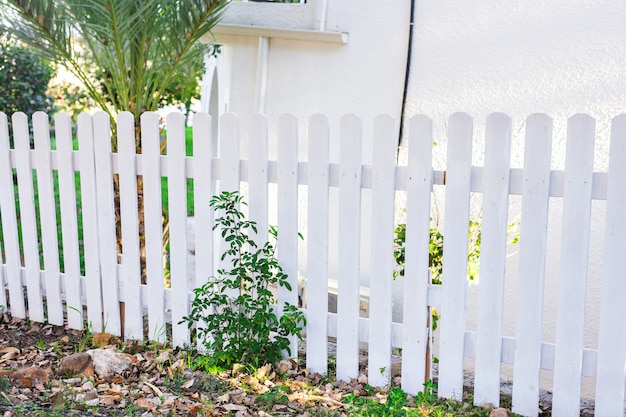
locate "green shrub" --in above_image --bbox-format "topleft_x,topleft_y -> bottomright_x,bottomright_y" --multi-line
0,38 -> 55,120
182,191 -> 306,369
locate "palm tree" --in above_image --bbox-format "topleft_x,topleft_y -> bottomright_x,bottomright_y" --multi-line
0,0 -> 229,148
0,0 -> 230,284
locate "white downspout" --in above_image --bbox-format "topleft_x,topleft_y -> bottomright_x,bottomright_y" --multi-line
315,0 -> 328,31
255,36 -> 269,114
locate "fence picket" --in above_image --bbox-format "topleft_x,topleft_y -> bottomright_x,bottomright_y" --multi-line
166,113 -> 190,347
13,112 -> 45,323
55,113 -> 83,330
306,114 -> 330,374
368,115 -> 397,387
219,113 -> 240,193
438,113 -> 473,400
117,112 -> 142,340
336,114 -> 363,381
0,113 -> 24,317
401,115 -> 433,395
32,112 -> 63,326
512,114 -> 553,417
217,113 -> 241,301
473,113 -> 512,405
595,114 -> 626,416
552,114 -> 596,415
192,113 -> 215,290
92,112 -> 121,336
141,112 -> 166,342
191,113 -> 215,351
277,114 -> 300,358
248,114 -> 269,248
77,113 -> 103,332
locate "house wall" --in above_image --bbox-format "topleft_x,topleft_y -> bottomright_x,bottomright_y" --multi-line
202,0 -> 626,396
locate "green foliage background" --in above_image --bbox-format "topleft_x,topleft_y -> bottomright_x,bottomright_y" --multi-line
0,38 -> 55,119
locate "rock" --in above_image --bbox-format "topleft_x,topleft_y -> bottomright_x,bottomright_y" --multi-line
59,353 -> 94,377
9,366 -> 49,386
489,408 -> 510,417
87,348 -> 133,380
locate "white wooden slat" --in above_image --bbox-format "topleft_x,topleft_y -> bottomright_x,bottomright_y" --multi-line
402,115 -> 433,394
219,113 -> 241,193
401,115 -> 434,395
166,113 -> 190,347
595,114 -> 626,416
192,113 -> 215,290
552,114 -> 596,415
141,112 -> 166,342
336,114 -> 363,382
12,112 -> 44,323
367,115 -> 397,387
437,112 -> 473,400
512,113 -> 553,417
277,113 -> 299,359
77,113 -> 103,332
116,112 -> 142,340
306,114 -> 330,374
217,113 -> 241,300
32,112 -> 63,326
248,114 -> 269,248
473,113 -> 512,406
54,113 -> 83,330
92,112 -> 121,336
192,113 -> 215,352
0,113 -> 23,316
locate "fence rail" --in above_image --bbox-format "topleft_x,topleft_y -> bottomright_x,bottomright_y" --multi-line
0,110 -> 625,417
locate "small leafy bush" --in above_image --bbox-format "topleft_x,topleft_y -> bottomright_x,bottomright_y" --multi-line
182,191 -> 306,369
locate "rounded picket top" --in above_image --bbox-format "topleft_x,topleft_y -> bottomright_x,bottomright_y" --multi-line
309,113 -> 329,125
11,111 -> 28,126
278,113 -> 298,134
486,112 -> 512,125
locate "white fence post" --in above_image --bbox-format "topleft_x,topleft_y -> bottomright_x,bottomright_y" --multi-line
336,114 -> 363,382
0,113 -> 24,317
13,112 -> 45,323
473,113 -> 512,406
248,114 -> 269,250
166,113 -> 191,347
438,112 -> 473,400
367,114 -> 397,387
33,112 -> 63,326
77,112 -> 104,332
92,112 -> 121,336
277,113 -> 300,359
595,114 -> 626,416
192,113 -> 216,292
306,114 -> 331,374
552,114 -> 596,415
117,112 -> 142,340
401,115 -> 434,395
512,113 -> 553,417
55,112 -> 83,330
141,112 -> 166,342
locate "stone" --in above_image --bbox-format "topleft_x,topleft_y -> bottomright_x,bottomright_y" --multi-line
59,353 -> 94,377
489,408 -> 510,417
87,348 -> 133,380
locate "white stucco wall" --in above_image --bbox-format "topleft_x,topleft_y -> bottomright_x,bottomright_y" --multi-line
404,0 -> 626,397
202,0 -> 626,398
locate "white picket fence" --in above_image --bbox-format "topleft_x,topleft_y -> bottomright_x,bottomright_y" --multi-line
0,110 -> 625,416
